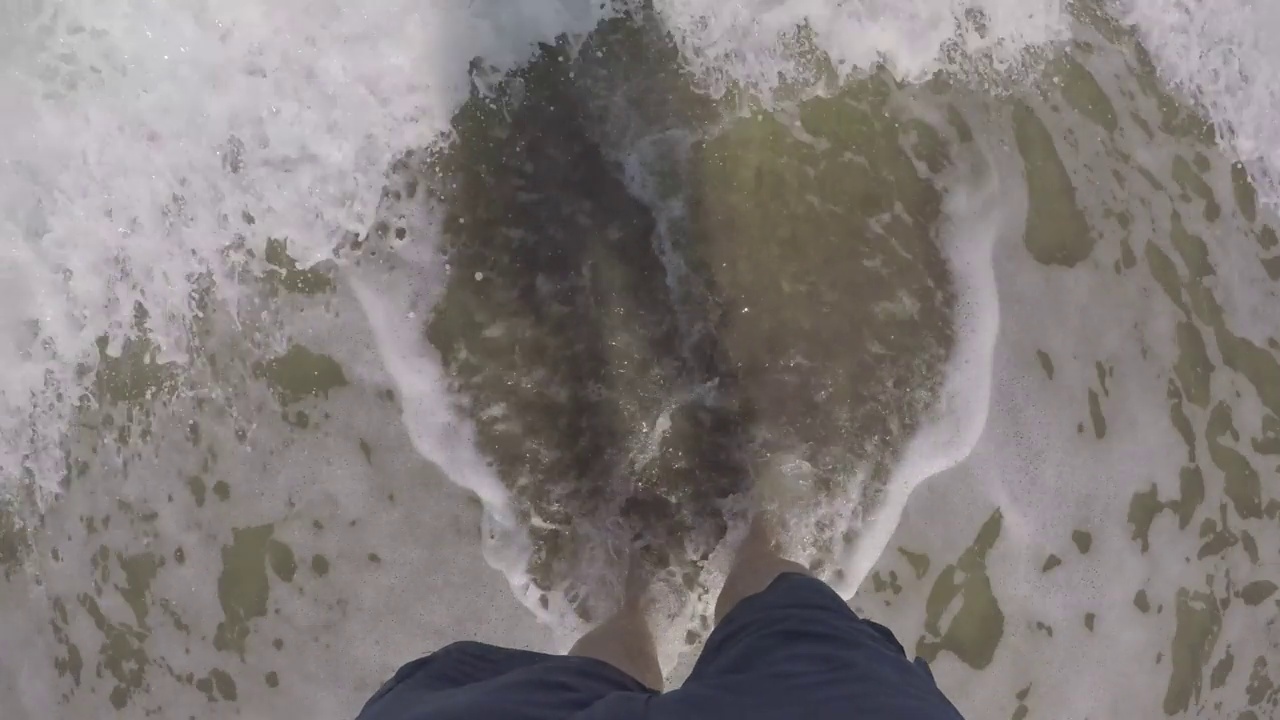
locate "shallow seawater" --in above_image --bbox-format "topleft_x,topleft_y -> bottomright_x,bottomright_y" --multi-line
3,1 -> 1280,718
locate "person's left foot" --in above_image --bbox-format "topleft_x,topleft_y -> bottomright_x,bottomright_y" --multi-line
621,542 -> 659,610
569,548 -> 665,692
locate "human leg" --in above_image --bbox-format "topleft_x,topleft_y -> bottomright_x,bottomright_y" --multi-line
713,514 -> 810,624
643,500 -> 966,719
567,557 -> 663,692
568,597 -> 663,692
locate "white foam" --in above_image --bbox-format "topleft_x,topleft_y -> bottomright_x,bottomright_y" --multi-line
347,260 -> 558,615
652,0 -> 1070,96
0,0 -> 615,491
831,103 -> 1013,596
1118,0 -> 1280,209
861,28 -> 1280,715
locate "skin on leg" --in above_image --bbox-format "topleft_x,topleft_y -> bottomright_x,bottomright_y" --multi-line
568,473 -> 810,688
714,515 -> 810,625
568,597 -> 664,691
568,557 -> 663,691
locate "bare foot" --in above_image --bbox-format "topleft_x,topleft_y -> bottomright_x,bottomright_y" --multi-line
712,457 -> 815,624
713,514 -> 810,624
751,452 -> 820,543
568,550 -> 664,691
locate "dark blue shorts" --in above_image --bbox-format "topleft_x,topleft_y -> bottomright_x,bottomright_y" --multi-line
356,573 -> 965,719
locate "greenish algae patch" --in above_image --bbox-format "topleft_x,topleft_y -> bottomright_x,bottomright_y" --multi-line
887,571 -> 903,595
212,480 -> 231,502
93,334 -> 180,408
1217,328 -> 1280,419
1210,648 -> 1235,690
214,525 -> 276,657
114,552 -> 162,629
1174,321 -> 1214,408
1036,350 -> 1055,380
1174,465 -> 1205,529
1259,225 -> 1279,251
311,554 -> 331,578
266,540 -> 297,583
187,476 -> 207,508
1146,241 -> 1189,314
263,238 -> 336,296
79,593 -> 150,710
1088,389 -> 1107,439
1042,554 -> 1062,572
1128,109 -> 1154,138
1055,55 -> 1118,132
1135,589 -> 1151,613
1206,403 -> 1263,520
1185,276 -> 1280,425
1013,103 -> 1096,267
1253,415 -> 1280,455
1261,255 -> 1280,281
195,675 -> 217,701
1128,485 -> 1162,552
1187,281 -> 1223,330
1239,581 -> 1277,606
917,510 -> 1005,669
253,344 -> 349,405
1240,530 -> 1259,564
1132,36 -> 1218,144
1164,587 -> 1222,715
870,571 -> 894,596
1084,612 -> 1096,631
1231,162 -> 1257,222
1136,163 -> 1167,192
0,507 -> 32,579
897,547 -> 930,579
265,671 -> 280,688
50,597 -> 85,687
90,543 -> 111,589
1170,210 -> 1214,278
1246,657 -> 1274,707
1168,383 -> 1197,463
1197,511 -> 1239,560
1072,530 -> 1093,554
1125,464 -> 1203,545
210,668 -> 238,701
1172,156 -> 1221,222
